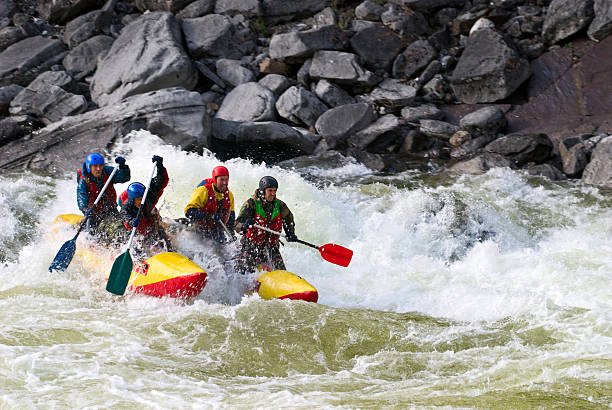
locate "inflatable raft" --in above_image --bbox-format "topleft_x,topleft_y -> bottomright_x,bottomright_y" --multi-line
53,214 -> 318,302
53,214 -> 207,298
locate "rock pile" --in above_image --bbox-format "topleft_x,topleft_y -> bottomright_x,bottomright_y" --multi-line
1,0 -> 612,186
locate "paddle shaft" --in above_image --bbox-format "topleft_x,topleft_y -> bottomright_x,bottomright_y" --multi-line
74,164 -> 120,237
252,224 -> 317,249
125,163 -> 157,250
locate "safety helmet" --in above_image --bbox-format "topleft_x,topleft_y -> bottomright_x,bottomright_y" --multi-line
127,182 -> 145,200
212,165 -> 229,181
85,153 -> 104,173
258,176 -> 278,193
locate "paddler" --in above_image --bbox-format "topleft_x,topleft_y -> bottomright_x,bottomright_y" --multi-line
184,165 -> 236,243
77,153 -> 130,242
118,155 -> 172,253
234,176 -> 297,274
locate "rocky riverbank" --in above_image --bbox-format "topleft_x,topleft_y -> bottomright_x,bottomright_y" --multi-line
1,0 -> 611,186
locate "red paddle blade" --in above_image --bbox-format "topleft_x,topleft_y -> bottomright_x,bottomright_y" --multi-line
318,243 -> 353,267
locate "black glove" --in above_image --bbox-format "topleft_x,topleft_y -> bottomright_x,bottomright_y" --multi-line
132,217 -> 140,228
211,212 -> 221,222
241,218 -> 253,234
285,232 -> 297,242
85,208 -> 93,218
115,156 -> 126,166
185,208 -> 207,220
152,155 -> 163,165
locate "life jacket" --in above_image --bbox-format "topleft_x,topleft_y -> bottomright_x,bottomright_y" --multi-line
194,180 -> 231,229
246,196 -> 282,246
117,190 -> 159,235
77,168 -> 117,214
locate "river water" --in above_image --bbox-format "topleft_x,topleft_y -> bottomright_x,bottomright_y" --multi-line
1,131 -> 611,408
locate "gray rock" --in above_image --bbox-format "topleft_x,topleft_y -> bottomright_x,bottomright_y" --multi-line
0,36 -> 67,87
259,74 -> 292,95
36,0 -> 106,25
182,14 -> 234,58
392,39 -> 437,80
214,120 -> 319,154
269,25 -> 348,63
313,79 -> 355,107
485,133 -> 552,165
276,85 -> 328,127
176,0 -> 215,18
312,7 -> 337,28
459,106 -> 507,137
309,50 -> 381,87
368,78 -> 417,108
0,115 -> 39,146
215,0 -> 262,17
261,0 -> 327,24
215,59 -> 256,87
382,5 -> 429,37
355,1 -> 385,21
215,82 -> 277,122
9,79 -> 87,124
347,114 -> 401,149
542,0 -> 594,45
588,0 -> 612,41
194,61 -> 226,89
0,26 -> 23,52
449,153 -> 514,174
134,0 -> 195,13
400,0 -> 468,12
581,135 -> 612,186
0,84 -> 23,114
524,163 -> 566,181
350,25 -> 402,71
401,104 -> 444,123
63,35 -> 114,80
90,12 -> 198,106
63,10 -> 113,49
451,28 -> 530,103
0,87 -> 208,173
314,102 -> 377,148
419,119 -> 459,141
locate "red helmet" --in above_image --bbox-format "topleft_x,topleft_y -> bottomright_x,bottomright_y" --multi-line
212,165 -> 229,181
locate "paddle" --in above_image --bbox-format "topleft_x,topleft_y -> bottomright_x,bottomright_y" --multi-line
218,219 -> 236,242
252,224 -> 353,267
106,163 -> 157,295
49,164 -> 120,273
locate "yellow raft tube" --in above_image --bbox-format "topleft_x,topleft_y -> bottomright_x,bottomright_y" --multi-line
53,214 -> 207,298
54,214 -> 318,302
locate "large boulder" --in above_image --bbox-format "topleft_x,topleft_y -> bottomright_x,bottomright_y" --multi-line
261,0 -> 326,23
451,28 -> 530,103
215,82 -> 277,122
276,86 -> 328,127
350,25 -> 402,71
36,0 -> 106,25
0,87 -> 208,174
269,25 -> 348,63
314,102 -> 377,148
582,135 -> 612,186
0,36 -> 67,87
62,35 -> 114,80
588,0 -> 612,41
309,50 -> 381,88
90,12 -> 198,107
542,0 -> 594,45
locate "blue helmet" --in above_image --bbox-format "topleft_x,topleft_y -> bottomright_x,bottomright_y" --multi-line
85,153 -> 104,173
127,182 -> 145,200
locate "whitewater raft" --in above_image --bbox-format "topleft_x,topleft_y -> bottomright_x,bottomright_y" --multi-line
53,214 -> 318,302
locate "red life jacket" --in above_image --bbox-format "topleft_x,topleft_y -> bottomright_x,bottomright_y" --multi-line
246,196 -> 282,246
77,169 -> 117,214
118,190 -> 159,235
195,180 -> 231,229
